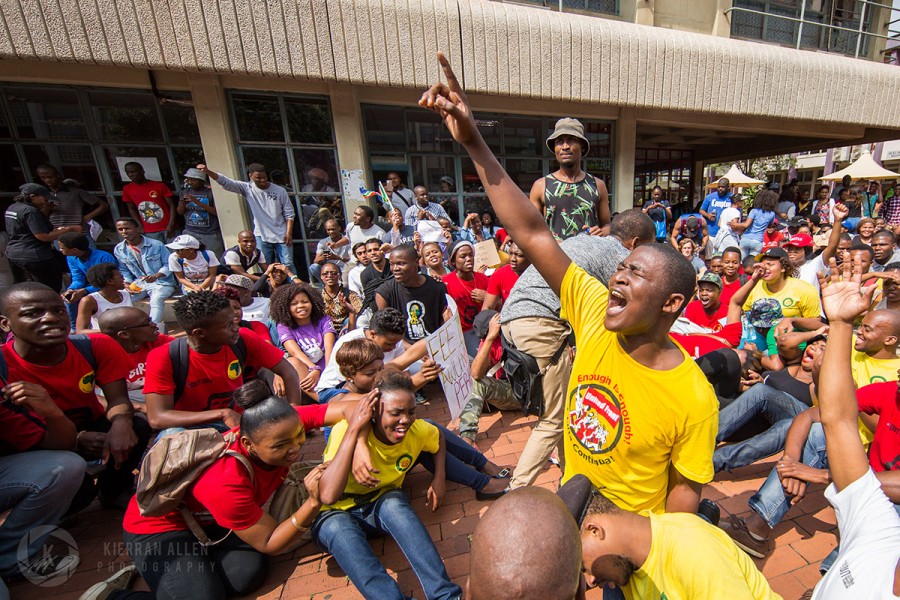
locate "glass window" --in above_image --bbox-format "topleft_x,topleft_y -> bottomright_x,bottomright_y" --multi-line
89,91 -> 163,142
363,105 -> 407,153
0,144 -> 25,190
232,95 -> 284,142
285,99 -> 334,145
406,111 -> 454,154
475,116 -> 503,155
23,144 -> 102,191
161,100 -> 201,143
503,117 -> 542,156
171,146 -> 206,179
505,158 -> 543,193
410,155 -> 455,192
6,86 -> 86,140
102,146 -> 174,189
293,148 -> 340,193
238,147 -> 291,188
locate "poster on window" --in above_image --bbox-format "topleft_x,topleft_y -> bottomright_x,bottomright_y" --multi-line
341,169 -> 367,212
115,157 -> 162,182
425,311 -> 472,421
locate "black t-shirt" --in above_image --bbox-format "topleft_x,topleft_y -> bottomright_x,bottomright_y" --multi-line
376,277 -> 448,342
762,370 -> 813,407
5,201 -> 54,262
361,261 -> 393,312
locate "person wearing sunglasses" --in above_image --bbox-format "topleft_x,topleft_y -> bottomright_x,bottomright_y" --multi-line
98,306 -> 174,412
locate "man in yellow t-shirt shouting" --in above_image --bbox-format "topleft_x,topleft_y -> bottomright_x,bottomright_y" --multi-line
419,53 -> 718,517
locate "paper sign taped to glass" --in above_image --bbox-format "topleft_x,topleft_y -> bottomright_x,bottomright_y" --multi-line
425,310 -> 472,421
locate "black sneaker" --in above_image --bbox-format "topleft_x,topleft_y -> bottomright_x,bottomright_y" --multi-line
414,390 -> 428,405
697,499 -> 721,527
18,541 -> 80,586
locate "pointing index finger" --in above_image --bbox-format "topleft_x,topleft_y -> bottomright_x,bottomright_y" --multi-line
436,51 -> 462,94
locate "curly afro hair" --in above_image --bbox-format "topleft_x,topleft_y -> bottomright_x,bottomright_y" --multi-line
173,290 -> 233,332
269,282 -> 326,326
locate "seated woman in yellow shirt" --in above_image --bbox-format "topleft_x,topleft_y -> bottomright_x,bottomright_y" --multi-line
312,372 -> 462,600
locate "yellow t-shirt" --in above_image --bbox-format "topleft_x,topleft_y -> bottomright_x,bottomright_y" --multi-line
320,419 -> 439,511
625,513 -> 782,600
850,349 -> 900,387
742,277 -> 821,319
559,263 -> 718,515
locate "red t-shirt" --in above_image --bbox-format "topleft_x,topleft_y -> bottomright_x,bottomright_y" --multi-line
670,330 -> 737,358
719,277 -> 743,307
1,334 -> 130,429
444,271 -> 489,332
477,337 -> 505,378
124,334 -> 175,391
122,404 -> 328,534
0,401 -> 47,455
763,230 -> 784,251
244,320 -> 272,344
856,382 -> 900,472
486,264 -> 519,303
122,180 -> 174,233
683,299 -> 728,332
143,329 -> 284,412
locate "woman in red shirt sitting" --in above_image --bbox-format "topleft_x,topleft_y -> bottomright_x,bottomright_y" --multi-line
114,380 -> 369,599
443,240 -> 489,357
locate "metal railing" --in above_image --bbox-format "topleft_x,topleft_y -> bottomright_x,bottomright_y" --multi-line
725,0 -> 895,59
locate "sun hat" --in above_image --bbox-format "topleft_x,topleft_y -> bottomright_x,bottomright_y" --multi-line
546,118 -> 590,155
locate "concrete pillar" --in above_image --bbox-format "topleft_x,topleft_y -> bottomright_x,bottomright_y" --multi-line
614,108 -> 637,213
693,160 -> 707,209
329,84 -> 371,223
188,73 -> 248,245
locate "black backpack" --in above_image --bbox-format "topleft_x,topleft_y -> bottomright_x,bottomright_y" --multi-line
0,334 -> 97,382
167,336 -> 247,403
500,331 -> 570,418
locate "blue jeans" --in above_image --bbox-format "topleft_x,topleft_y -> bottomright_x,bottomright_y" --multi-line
130,282 -> 175,333
714,384 -> 809,472
256,237 -> 296,276
144,231 -> 168,244
748,423 -> 827,529
739,237 -> 763,259
308,262 -> 323,285
312,489 -> 462,600
420,421 -> 490,492
0,450 -> 87,577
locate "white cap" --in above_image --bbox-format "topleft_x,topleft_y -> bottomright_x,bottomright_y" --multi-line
166,234 -> 200,250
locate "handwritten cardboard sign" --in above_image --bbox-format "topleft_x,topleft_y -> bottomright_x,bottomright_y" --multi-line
474,239 -> 501,270
425,311 -> 472,421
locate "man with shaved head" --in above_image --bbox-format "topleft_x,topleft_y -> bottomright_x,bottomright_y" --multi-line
222,229 -> 269,281
850,308 -> 900,388
468,487 -> 584,600
98,306 -> 174,409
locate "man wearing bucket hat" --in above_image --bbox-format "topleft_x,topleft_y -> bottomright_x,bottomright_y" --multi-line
177,167 -> 223,257
529,118 -> 610,241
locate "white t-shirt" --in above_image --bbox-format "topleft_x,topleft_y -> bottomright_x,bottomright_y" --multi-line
348,264 -> 366,296
812,468 -> 900,599
168,251 -> 220,283
346,223 -> 386,265
243,296 -> 270,322
798,255 -> 825,292
316,327 -> 404,392
776,200 -> 796,220
714,206 -> 742,252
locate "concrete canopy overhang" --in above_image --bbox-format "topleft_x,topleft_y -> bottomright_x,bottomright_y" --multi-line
0,0 -> 898,138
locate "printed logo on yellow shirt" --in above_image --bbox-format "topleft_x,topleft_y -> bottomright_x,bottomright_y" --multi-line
782,297 -> 795,308
79,371 -> 95,393
871,375 -> 887,383
395,454 -> 413,472
227,360 -> 242,380
568,381 -> 631,456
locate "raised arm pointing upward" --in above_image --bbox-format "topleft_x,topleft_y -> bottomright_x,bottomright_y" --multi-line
420,53 -> 718,517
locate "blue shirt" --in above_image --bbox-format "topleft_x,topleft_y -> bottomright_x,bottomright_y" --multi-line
743,209 -> 776,241
700,191 -> 733,237
113,235 -> 175,286
66,249 -> 117,293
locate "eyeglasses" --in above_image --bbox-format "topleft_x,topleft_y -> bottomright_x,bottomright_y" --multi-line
321,271 -> 340,277
118,320 -> 155,332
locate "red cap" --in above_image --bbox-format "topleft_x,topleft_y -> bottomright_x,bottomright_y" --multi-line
784,233 -> 813,248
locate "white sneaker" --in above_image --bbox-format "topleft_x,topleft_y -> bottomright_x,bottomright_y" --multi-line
78,564 -> 136,600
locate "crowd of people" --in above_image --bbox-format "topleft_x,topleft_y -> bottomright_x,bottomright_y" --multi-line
3,53 -> 900,600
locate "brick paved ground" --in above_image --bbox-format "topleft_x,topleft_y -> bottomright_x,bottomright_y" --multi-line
8,388 -> 836,600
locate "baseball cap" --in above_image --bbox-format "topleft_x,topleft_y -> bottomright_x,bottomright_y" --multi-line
786,216 -> 807,228
747,298 -> 784,329
685,216 -> 700,231
557,474 -> 594,526
472,309 -> 498,340
697,272 -> 723,290
755,247 -> 789,262
784,233 -> 813,249
166,234 -> 201,250
223,274 -> 253,290
19,182 -> 51,197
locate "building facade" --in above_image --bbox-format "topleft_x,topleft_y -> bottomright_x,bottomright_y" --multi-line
0,0 -> 897,268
